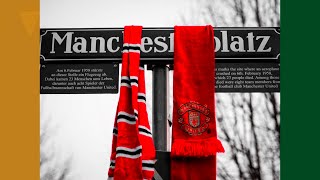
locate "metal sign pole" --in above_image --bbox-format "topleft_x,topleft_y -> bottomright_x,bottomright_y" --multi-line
152,64 -> 169,151
151,64 -> 171,180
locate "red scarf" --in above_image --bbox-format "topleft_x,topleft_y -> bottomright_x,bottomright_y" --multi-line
108,26 -> 156,180
171,25 -> 225,180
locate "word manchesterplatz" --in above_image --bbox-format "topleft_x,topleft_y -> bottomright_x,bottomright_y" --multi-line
40,27 -> 280,62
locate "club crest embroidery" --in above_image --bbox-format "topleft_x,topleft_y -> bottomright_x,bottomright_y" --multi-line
178,102 -> 210,136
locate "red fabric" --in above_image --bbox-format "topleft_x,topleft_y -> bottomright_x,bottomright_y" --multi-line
108,26 -> 156,180
171,25 -> 224,180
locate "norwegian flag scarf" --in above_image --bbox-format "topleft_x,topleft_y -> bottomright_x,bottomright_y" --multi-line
171,25 -> 225,180
108,26 -> 156,180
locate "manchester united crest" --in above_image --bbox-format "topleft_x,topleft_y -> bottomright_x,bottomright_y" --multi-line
178,101 -> 210,136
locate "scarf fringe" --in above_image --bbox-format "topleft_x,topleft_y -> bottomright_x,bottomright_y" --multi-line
171,137 -> 225,157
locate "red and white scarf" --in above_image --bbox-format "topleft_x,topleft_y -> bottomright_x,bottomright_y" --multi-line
108,26 -> 156,180
171,25 -> 225,180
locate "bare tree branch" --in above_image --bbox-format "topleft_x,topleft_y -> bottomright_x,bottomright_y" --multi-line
182,1 -> 280,179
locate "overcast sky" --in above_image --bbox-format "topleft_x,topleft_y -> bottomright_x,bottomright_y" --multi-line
41,0 -> 194,28
40,1 -> 193,180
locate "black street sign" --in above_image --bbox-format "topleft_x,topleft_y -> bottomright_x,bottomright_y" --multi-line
40,27 -> 280,93
40,27 -> 280,63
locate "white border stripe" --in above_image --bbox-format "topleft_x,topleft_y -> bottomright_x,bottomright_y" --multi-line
113,128 -> 118,136
134,109 -> 138,119
142,160 -> 156,164
117,112 -> 136,124
123,43 -> 141,48
109,160 -> 115,169
116,146 -> 142,152
118,111 -> 135,118
139,125 -> 152,137
138,99 -> 146,103
130,76 -> 138,80
121,76 -> 129,80
117,119 -> 136,124
142,167 -> 155,171
122,50 -> 140,53
120,83 -> 131,88
138,93 -> 146,103
116,153 -> 141,159
129,50 -> 140,53
139,125 -> 151,132
134,109 -> 139,120
139,132 -> 153,137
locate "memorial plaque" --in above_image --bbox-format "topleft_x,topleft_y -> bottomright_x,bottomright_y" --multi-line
215,63 -> 280,92
40,63 -> 119,94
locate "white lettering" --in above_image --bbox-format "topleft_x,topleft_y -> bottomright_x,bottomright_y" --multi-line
107,37 -> 120,53
89,37 -> 106,53
50,32 -> 73,54
168,33 -> 174,52
247,32 -> 255,52
73,37 -> 88,53
154,37 -> 168,53
221,31 -> 229,52
256,36 -> 271,52
141,37 -> 153,53
214,36 -> 221,52
230,36 -> 245,52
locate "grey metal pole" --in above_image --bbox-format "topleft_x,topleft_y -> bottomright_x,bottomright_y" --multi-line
152,65 -> 169,151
